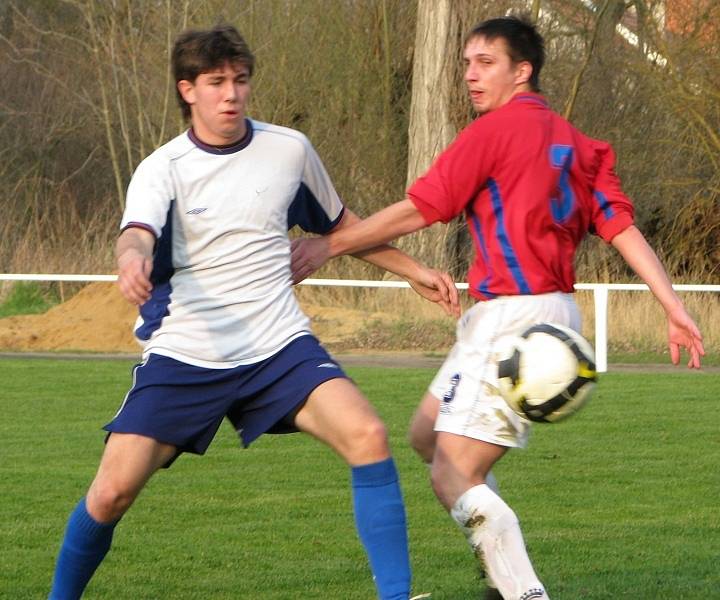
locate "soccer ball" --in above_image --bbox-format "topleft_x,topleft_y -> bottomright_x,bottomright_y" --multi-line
496,323 -> 597,423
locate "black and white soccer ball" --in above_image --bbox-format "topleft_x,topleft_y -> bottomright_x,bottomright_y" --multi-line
496,323 -> 598,423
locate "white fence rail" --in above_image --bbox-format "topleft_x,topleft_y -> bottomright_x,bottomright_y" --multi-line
2,274 -> 718,372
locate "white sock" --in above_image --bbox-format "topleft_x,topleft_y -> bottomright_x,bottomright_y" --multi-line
479,473 -> 500,591
451,484 -> 549,600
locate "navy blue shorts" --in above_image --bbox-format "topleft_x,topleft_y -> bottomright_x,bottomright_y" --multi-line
104,335 -> 346,463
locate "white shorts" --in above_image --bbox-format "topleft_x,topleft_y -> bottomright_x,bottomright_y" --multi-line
430,292 -> 581,448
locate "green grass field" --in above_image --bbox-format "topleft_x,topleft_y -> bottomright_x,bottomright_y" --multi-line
1,359 -> 718,599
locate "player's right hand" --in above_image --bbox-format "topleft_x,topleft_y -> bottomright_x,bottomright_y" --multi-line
290,237 -> 330,284
117,250 -> 153,305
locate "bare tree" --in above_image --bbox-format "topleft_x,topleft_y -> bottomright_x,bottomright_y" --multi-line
398,0 -> 464,274
564,0 -> 627,122
406,0 -> 460,186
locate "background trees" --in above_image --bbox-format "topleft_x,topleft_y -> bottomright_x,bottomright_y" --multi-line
0,0 -> 716,283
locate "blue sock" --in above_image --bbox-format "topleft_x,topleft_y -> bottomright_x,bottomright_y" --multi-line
352,458 -> 411,600
49,498 -> 118,600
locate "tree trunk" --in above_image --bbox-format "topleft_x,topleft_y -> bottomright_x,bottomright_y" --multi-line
406,0 -> 459,186
401,0 -> 462,272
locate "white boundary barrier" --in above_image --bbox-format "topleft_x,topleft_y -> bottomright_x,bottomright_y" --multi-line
1,274 -> 718,372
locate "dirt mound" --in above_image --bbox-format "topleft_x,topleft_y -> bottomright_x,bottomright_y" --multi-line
0,283 -> 138,352
0,283 -> 389,353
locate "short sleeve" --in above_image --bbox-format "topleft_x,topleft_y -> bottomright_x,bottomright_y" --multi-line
287,137 -> 344,234
589,142 -> 634,242
407,120 -> 493,225
120,151 -> 175,238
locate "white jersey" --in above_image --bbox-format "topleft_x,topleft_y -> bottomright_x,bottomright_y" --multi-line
120,119 -> 344,368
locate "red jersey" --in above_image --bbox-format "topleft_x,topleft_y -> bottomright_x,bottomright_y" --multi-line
407,93 -> 634,301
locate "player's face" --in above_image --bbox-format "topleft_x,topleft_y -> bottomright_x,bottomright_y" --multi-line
178,62 -> 251,145
463,35 -> 531,115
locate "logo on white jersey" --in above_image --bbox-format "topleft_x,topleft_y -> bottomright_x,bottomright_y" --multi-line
186,207 -> 208,215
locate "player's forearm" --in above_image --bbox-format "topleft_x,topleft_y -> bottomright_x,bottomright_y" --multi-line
116,227 -> 156,265
328,199 -> 427,259
611,225 -> 683,314
352,244 -> 427,282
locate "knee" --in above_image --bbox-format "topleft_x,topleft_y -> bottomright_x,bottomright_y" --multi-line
343,418 -> 390,464
429,459 -> 479,511
355,417 -> 389,453
86,480 -> 136,523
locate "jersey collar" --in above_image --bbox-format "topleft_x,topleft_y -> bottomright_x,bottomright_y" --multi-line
188,119 -> 254,155
509,92 -> 549,108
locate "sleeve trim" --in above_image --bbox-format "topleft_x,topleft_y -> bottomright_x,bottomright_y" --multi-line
408,193 -> 443,226
120,222 -> 159,238
597,213 -> 633,243
328,205 -> 346,231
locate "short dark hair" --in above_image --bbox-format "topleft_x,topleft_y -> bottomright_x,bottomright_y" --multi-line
172,24 -> 255,120
466,16 -> 545,92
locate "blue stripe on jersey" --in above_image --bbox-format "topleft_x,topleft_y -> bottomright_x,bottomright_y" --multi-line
469,211 -> 496,299
149,202 -> 174,285
137,203 -> 175,341
593,190 -> 615,219
486,178 -> 532,295
287,182 -> 343,234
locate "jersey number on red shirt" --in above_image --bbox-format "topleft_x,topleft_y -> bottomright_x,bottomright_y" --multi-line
550,144 -> 575,224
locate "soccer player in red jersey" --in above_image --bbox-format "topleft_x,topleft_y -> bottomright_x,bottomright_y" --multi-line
291,16 -> 704,600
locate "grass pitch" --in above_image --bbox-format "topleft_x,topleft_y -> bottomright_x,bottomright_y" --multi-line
0,358 -> 717,599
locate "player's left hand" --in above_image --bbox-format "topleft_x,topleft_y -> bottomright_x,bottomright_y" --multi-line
666,305 -> 705,368
407,268 -> 461,318
291,237 -> 330,284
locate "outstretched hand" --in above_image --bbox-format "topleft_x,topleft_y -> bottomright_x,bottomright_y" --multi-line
666,306 -> 704,368
407,267 -> 461,318
291,237 -> 330,284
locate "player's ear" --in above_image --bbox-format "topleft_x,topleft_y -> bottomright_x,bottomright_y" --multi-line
515,61 -> 533,87
177,79 -> 196,105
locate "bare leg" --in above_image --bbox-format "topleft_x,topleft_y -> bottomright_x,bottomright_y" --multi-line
49,434 -> 176,599
87,433 -> 178,522
432,432 -> 548,600
408,392 -> 440,464
294,378 -> 409,600
294,377 -> 390,464
410,393 -> 502,596
409,393 -> 499,493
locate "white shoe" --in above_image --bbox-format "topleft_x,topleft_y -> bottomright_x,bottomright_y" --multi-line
410,594 -> 432,600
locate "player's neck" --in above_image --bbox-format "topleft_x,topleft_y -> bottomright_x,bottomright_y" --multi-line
191,121 -> 248,148
190,121 -> 250,149
513,83 -> 534,96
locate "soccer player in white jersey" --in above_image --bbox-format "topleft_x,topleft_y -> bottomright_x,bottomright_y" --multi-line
48,25 -> 459,600
291,16 -> 704,600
